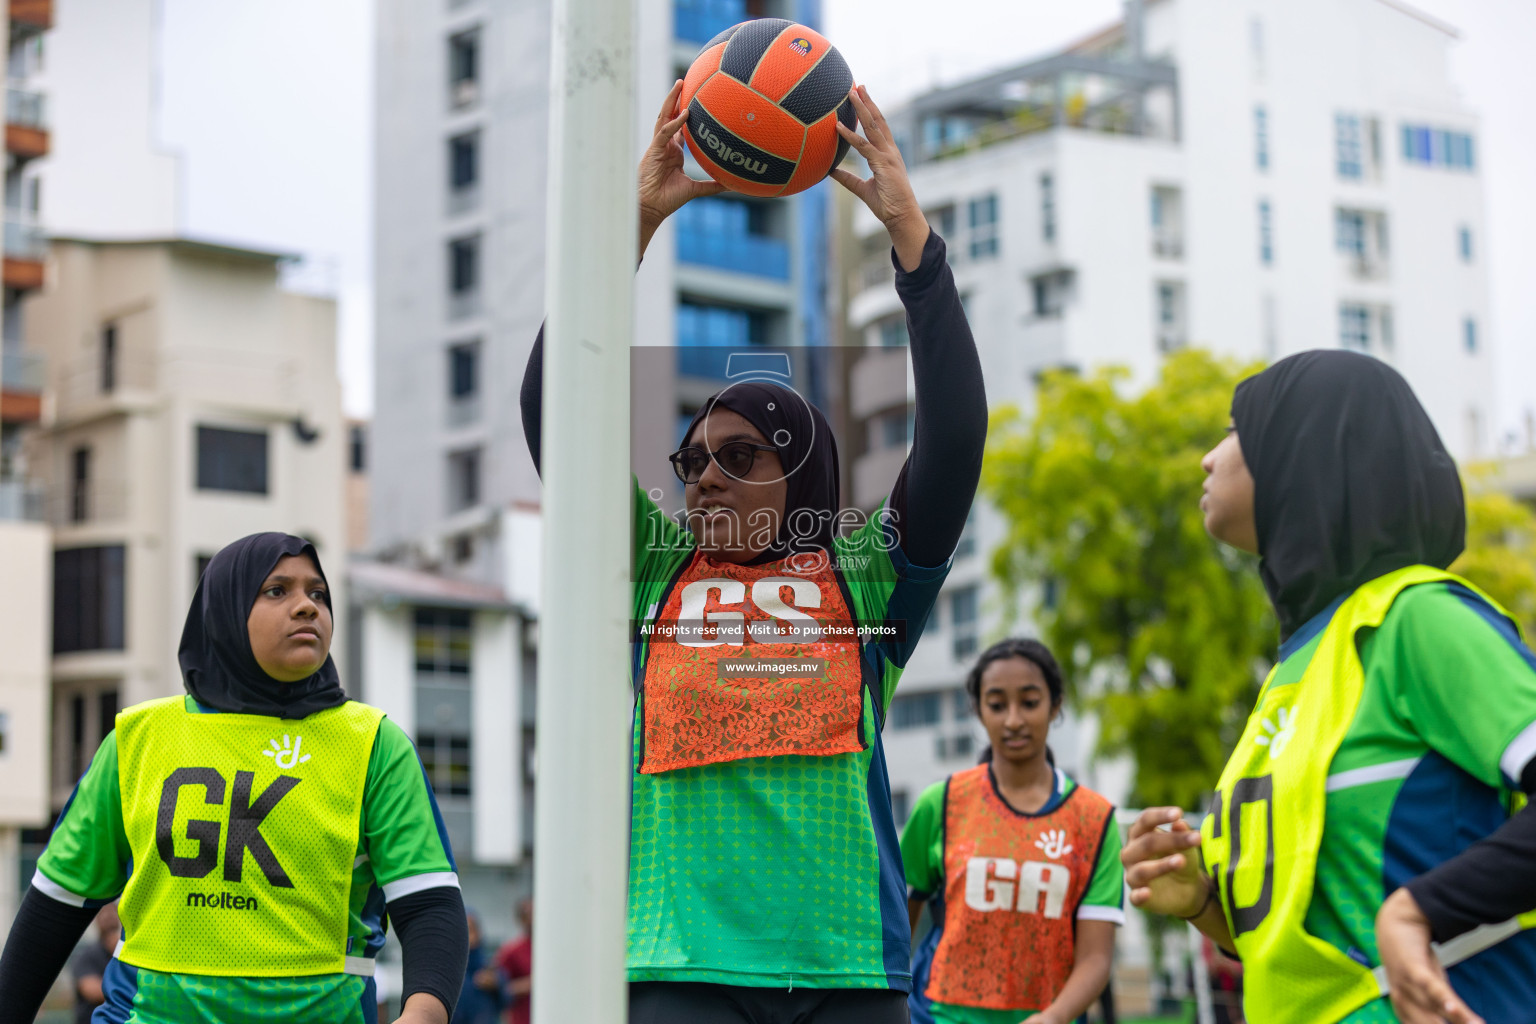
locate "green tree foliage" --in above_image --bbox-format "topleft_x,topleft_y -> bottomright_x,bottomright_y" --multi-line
1453,481 -> 1536,640
984,350 -> 1274,809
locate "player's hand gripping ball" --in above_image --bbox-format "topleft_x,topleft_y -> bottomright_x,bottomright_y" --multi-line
678,19 -> 855,197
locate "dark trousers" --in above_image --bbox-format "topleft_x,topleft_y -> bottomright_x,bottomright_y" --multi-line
629,982 -> 910,1024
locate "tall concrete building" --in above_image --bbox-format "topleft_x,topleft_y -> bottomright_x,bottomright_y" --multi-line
371,0 -> 837,938
841,0 -> 1495,826
372,0 -> 834,573
0,0 -> 55,937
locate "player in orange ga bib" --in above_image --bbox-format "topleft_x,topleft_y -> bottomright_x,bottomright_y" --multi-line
901,639 -> 1123,1024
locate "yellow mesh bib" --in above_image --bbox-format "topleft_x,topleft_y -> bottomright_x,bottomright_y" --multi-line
1202,566 -> 1528,1023
115,697 -> 383,977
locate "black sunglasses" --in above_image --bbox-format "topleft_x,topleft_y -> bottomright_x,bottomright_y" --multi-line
669,440 -> 780,485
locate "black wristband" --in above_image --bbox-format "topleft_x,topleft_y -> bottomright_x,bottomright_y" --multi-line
1179,879 -> 1219,922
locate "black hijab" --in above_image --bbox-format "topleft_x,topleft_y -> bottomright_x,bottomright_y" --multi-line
683,379 -> 840,562
1232,350 -> 1465,641
179,532 -> 347,719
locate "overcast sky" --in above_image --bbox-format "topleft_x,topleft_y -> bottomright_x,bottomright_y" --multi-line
155,0 -> 1534,444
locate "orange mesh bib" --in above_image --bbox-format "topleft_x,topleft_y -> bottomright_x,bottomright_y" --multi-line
927,764 -> 1115,1011
639,550 -> 865,773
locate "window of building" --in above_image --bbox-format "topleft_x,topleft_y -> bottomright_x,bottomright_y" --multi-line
1255,106 -> 1269,170
64,691 -> 115,782
196,426 -> 269,495
890,691 -> 942,730
449,131 -> 480,191
877,317 -> 908,349
0,711 -> 7,755
70,446 -> 90,523
952,688 -> 972,720
1379,307 -> 1395,354
53,545 -> 126,653
417,732 -> 472,797
100,323 -> 117,393
1401,124 -> 1475,170
1040,174 -> 1056,242
936,733 -> 976,760
1339,304 -> 1371,352
195,554 -> 214,587
891,789 -> 910,826
1335,114 -> 1363,179
1156,281 -> 1186,352
968,194 -> 998,259
1250,16 -> 1265,73
349,424 -> 367,473
1031,270 -> 1075,319
926,204 -> 958,252
676,301 -> 766,348
449,235 -> 480,296
449,341 -> 480,400
448,28 -> 481,108
1335,209 -> 1365,256
414,607 -> 473,675
950,585 -> 978,661
447,447 -> 481,512
954,506 -> 977,560
1150,186 -> 1182,258
877,406 -> 914,451
1459,226 -> 1473,262
1464,317 -> 1478,354
1258,200 -> 1273,266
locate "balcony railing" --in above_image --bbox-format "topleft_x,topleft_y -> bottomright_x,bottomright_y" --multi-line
50,480 -> 129,527
0,478 -> 45,521
4,217 -> 45,260
674,0 -> 745,43
6,87 -> 47,131
1,348 -> 45,393
676,227 -> 790,280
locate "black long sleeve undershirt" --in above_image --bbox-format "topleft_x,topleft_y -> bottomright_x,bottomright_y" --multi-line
0,886 -> 98,1024
1404,761 -> 1536,943
390,884 -> 470,1016
0,884 -> 468,1022
520,228 -> 986,566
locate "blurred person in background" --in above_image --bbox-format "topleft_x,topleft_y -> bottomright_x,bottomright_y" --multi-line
452,910 -> 502,1024
902,639 -> 1121,1024
68,902 -> 119,1024
0,533 -> 469,1024
494,900 -> 533,1024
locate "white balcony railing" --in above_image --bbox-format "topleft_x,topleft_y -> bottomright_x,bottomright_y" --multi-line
6,85 -> 46,130
1,347 -> 45,391
4,216 -> 45,260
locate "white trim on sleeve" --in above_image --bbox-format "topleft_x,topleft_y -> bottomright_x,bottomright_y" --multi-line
1076,904 -> 1126,926
382,871 -> 461,903
30,870 -> 88,907
1499,719 -> 1536,788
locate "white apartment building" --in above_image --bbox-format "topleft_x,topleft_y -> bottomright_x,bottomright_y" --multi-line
844,0 -> 1493,827
25,238 -> 347,795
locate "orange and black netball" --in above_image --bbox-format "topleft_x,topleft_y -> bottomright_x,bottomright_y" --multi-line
678,18 -> 856,198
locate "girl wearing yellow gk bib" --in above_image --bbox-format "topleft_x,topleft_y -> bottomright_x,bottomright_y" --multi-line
0,533 -> 470,1024
1121,352 -> 1536,1024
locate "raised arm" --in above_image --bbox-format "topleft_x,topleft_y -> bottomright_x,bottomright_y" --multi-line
833,86 -> 986,566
